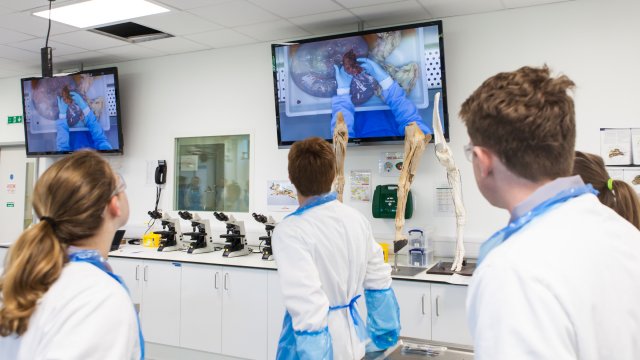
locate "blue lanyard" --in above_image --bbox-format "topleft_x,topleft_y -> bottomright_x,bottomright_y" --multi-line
68,250 -> 145,360
286,192 -> 337,218
478,184 -> 597,265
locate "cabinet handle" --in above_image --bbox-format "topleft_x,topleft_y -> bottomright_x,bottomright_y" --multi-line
135,265 -> 139,281
143,266 -> 148,282
421,294 -> 426,315
214,272 -> 219,290
435,296 -> 440,317
224,273 -> 229,291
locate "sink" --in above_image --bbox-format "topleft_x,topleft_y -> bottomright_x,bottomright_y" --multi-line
391,266 -> 426,277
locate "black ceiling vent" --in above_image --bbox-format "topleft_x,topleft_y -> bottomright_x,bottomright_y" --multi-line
90,22 -> 173,43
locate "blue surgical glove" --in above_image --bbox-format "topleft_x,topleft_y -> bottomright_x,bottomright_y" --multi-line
70,91 -> 89,112
57,96 -> 68,120
334,65 -> 353,95
357,58 -> 390,84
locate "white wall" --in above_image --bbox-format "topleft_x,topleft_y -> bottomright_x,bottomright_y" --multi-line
1,0 -> 638,256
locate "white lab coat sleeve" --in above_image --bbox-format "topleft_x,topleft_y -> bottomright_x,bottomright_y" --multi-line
363,226 -> 392,290
36,285 -> 138,360
467,258 -> 576,360
273,222 -> 330,332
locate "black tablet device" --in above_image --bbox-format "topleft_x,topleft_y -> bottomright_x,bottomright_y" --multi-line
111,230 -> 126,251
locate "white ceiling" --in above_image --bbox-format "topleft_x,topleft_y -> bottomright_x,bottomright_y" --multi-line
0,0 -> 572,78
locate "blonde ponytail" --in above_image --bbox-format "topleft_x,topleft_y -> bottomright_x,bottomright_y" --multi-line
0,150 -> 117,336
0,222 -> 67,335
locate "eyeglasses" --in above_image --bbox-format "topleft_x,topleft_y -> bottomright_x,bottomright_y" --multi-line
463,142 -> 475,162
111,173 -> 127,197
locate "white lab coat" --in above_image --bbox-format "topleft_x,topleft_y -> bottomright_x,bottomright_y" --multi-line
272,199 -> 392,360
0,261 -> 140,360
467,194 -> 640,360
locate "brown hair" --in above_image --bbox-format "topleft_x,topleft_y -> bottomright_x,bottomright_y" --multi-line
0,150 -> 117,336
288,137 -> 336,197
459,65 -> 576,181
573,151 -> 640,229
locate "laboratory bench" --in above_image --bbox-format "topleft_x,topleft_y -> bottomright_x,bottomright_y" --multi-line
0,243 -> 474,359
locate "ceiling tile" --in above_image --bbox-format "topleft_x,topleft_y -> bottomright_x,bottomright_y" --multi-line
185,28 -> 258,48
8,38 -> 85,56
0,27 -> 35,44
0,44 -> 40,63
0,56 -> 36,71
502,0 -> 568,8
131,10 -> 223,36
2,0 -> 75,11
418,0 -> 503,17
154,0 -> 235,11
0,12 -> 77,37
246,0 -> 342,19
138,37 -> 208,53
234,19 -> 310,42
192,1 -> 280,27
51,31 -> 128,51
98,44 -> 166,60
55,51 -> 123,69
0,5 -> 17,16
350,1 -> 432,28
334,0 -> 397,8
289,10 -> 360,35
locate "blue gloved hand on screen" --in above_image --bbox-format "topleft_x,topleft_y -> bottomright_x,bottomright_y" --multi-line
70,91 -> 89,112
334,65 -> 353,94
357,58 -> 390,84
57,96 -> 68,120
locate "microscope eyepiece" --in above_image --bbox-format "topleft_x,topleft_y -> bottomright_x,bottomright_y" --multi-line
148,210 -> 162,219
214,212 -> 229,222
252,213 -> 267,223
178,211 -> 192,220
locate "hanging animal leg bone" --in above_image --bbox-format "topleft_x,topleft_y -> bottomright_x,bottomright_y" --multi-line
333,112 -> 349,202
395,123 -> 431,251
432,92 -> 466,272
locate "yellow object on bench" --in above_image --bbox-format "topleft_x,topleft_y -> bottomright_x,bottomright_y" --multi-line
142,233 -> 160,248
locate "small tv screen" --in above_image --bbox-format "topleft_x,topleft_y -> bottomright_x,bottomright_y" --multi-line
272,20 -> 448,147
21,67 -> 123,156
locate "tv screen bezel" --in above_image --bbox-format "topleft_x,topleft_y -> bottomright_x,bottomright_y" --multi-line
20,66 -> 124,157
271,20 -> 449,148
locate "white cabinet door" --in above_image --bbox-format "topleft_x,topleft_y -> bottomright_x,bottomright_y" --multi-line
180,263 -> 223,353
109,257 -> 142,305
392,280 -> 431,340
267,271 -> 285,360
431,284 -> 472,346
141,260 -> 182,346
222,267 -> 268,360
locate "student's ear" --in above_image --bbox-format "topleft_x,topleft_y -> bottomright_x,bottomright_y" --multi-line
106,195 -> 122,218
474,147 -> 495,178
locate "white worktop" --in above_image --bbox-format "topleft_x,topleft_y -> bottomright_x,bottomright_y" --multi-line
108,245 -> 471,286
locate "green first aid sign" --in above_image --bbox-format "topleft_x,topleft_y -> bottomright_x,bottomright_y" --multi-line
6,202 -> 14,208
7,115 -> 22,124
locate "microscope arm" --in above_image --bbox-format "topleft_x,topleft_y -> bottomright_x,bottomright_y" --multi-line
432,92 -> 466,272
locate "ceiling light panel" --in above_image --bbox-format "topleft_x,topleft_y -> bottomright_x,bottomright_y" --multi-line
34,0 -> 170,28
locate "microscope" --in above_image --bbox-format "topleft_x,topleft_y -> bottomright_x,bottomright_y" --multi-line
214,212 -> 249,258
178,211 -> 215,254
149,210 -> 184,252
252,213 -> 276,261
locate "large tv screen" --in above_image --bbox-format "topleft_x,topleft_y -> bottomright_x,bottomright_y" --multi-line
21,67 -> 123,156
272,20 -> 448,147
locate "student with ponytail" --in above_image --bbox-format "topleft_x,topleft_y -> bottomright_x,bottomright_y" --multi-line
573,151 -> 640,229
0,150 -> 143,359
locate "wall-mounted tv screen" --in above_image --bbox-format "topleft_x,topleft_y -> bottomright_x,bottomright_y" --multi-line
272,20 -> 448,147
21,67 -> 123,156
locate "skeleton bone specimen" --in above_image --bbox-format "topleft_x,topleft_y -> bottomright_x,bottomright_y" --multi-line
432,92 -> 466,272
395,123 -> 431,248
609,148 -> 624,158
333,112 -> 349,202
